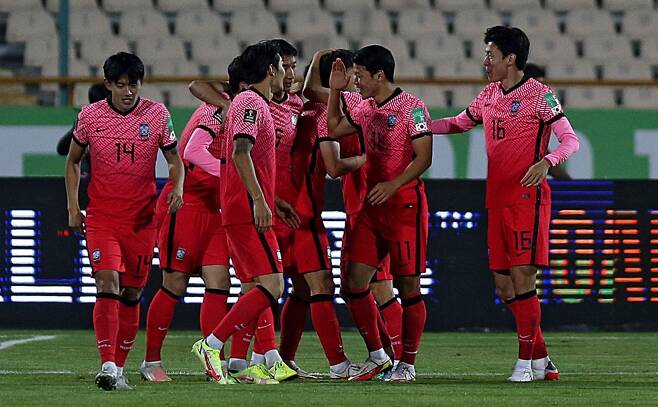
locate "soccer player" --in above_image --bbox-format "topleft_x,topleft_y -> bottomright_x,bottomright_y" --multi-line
327,45 -> 433,382
191,41 -> 297,384
65,52 -> 184,391
429,26 -> 579,382
139,59 -> 241,382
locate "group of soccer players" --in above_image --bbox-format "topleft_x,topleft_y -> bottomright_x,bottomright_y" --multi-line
65,25 -> 579,390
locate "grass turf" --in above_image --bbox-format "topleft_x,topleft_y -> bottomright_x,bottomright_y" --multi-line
0,330 -> 656,406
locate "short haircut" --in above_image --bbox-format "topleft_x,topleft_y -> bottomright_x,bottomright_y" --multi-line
103,52 -> 145,84
524,63 -> 545,80
88,83 -> 110,103
227,56 -> 243,96
353,45 -> 395,82
319,49 -> 354,88
239,41 -> 281,85
267,38 -> 298,57
484,26 -> 530,70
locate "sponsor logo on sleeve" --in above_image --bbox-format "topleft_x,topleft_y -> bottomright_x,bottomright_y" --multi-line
544,92 -> 562,115
139,123 -> 150,139
412,107 -> 428,132
243,109 -> 258,124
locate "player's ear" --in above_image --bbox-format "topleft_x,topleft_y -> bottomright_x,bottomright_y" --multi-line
508,53 -> 516,67
103,79 -> 112,91
268,64 -> 276,77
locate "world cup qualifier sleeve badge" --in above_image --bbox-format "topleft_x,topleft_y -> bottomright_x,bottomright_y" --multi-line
412,107 -> 428,132
544,92 -> 563,116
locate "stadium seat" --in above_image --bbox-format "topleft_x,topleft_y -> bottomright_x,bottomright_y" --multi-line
564,87 -> 616,108
546,60 -> 597,79
622,10 -> 658,39
379,0 -> 431,12
582,35 -> 634,64
228,9 -> 281,44
531,34 -> 578,65
102,0 -> 155,13
120,11 -> 170,40
69,10 -> 114,42
269,0 -> 320,13
622,87 -> 658,109
40,59 -> 92,93
603,0 -> 654,12
23,38 -> 59,67
510,9 -> 560,35
164,84 -> 201,107
342,9 -> 392,40
359,35 -> 410,60
297,35 -> 350,60
157,0 -> 209,13
414,34 -> 465,65
5,10 -> 57,42
79,37 -> 131,65
151,59 -> 200,76
395,59 -> 427,78
433,59 -> 484,79
138,84 -> 165,103
45,0 -> 100,13
489,0 -> 542,11
638,37 -> 658,63
451,85 -> 482,108
453,10 -> 503,37
286,9 -> 337,41
603,61 -> 652,80
136,37 -> 187,64
175,8 -> 225,41
397,9 -> 448,40
434,0 -> 486,12
544,0 -> 596,11
416,86 -> 448,107
0,0 -> 42,12
212,0 -> 264,13
565,9 -> 616,39
190,35 -> 241,66
323,0 -> 374,12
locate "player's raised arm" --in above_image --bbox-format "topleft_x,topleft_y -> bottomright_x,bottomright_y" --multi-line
302,49 -> 332,104
65,136 -> 86,233
319,138 -> 366,178
327,58 -> 358,138
232,137 -> 271,233
189,80 -> 232,110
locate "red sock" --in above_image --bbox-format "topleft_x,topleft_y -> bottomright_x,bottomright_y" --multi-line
345,289 -> 382,352
212,286 -> 274,342
279,294 -> 307,361
93,294 -> 120,364
254,307 -> 277,353
253,331 -> 264,355
377,311 -> 392,353
200,289 -> 229,337
514,290 -> 541,360
115,298 -> 141,368
400,295 -> 426,365
144,288 -> 179,362
506,297 -> 547,359
380,298 -> 403,361
230,320 -> 255,359
310,294 -> 346,365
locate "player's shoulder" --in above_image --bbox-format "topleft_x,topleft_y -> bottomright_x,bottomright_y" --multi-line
286,92 -> 304,111
79,99 -> 109,117
341,91 -> 363,109
234,89 -> 268,109
137,97 -> 170,116
399,89 -> 427,107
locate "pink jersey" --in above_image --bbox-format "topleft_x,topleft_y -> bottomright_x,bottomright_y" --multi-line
73,97 -> 176,226
345,88 -> 431,205
221,88 -> 277,226
270,92 -> 303,203
467,76 -> 564,208
338,91 -> 367,215
160,103 -> 224,212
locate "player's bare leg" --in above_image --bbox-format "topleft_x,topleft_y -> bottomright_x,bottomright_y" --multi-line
93,269 -> 121,390
280,274 -> 312,377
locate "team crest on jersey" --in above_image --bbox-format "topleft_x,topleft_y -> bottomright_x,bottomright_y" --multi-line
412,108 -> 428,132
176,248 -> 186,261
511,100 -> 521,114
92,248 -> 101,262
243,109 -> 257,124
139,123 -> 150,139
544,92 -> 562,115
291,113 -> 298,127
387,114 -> 397,128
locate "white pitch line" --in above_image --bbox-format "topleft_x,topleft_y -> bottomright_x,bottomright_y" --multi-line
0,335 -> 56,350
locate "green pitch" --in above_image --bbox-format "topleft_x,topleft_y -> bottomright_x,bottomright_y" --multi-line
0,330 -> 656,406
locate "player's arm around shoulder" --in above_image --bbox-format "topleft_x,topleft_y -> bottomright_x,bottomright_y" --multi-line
318,138 -> 365,179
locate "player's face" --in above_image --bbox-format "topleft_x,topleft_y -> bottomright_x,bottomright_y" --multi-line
354,64 -> 377,99
483,42 -> 508,83
105,75 -> 141,112
281,55 -> 297,93
270,57 -> 286,95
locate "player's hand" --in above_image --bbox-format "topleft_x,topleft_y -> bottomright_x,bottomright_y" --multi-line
329,58 -> 349,91
167,189 -> 184,213
275,197 -> 301,229
354,154 -> 367,169
288,81 -> 303,95
521,159 -> 550,187
253,198 -> 273,234
367,181 -> 400,206
68,209 -> 85,234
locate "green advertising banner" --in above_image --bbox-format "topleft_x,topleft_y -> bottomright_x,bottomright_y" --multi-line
1,107 -> 657,178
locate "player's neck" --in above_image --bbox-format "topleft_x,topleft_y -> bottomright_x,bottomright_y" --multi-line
500,70 -> 525,92
372,83 -> 397,105
272,90 -> 287,102
248,81 -> 272,101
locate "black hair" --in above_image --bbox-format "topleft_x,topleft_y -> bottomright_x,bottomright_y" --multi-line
88,83 -> 110,103
239,41 -> 281,85
267,38 -> 298,57
484,26 -> 530,70
227,56 -> 243,96
102,52 -> 145,84
320,49 -> 354,88
353,45 -> 395,83
524,62 -> 545,80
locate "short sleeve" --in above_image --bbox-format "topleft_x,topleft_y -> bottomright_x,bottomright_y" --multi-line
72,109 -> 89,146
197,104 -> 224,138
159,107 -> 178,151
406,99 -> 432,140
340,92 -> 365,130
315,105 -> 330,141
231,97 -> 265,144
466,86 -> 489,124
536,86 -> 565,124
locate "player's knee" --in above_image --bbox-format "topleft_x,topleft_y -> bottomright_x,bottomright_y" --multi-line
394,276 -> 420,298
202,267 -> 230,291
121,287 -> 142,302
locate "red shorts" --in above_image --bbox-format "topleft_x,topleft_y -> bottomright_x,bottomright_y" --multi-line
274,217 -> 331,275
344,196 -> 428,277
157,206 -> 229,274
85,222 -> 157,289
342,213 -> 392,281
224,223 -> 283,283
487,203 -> 550,270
